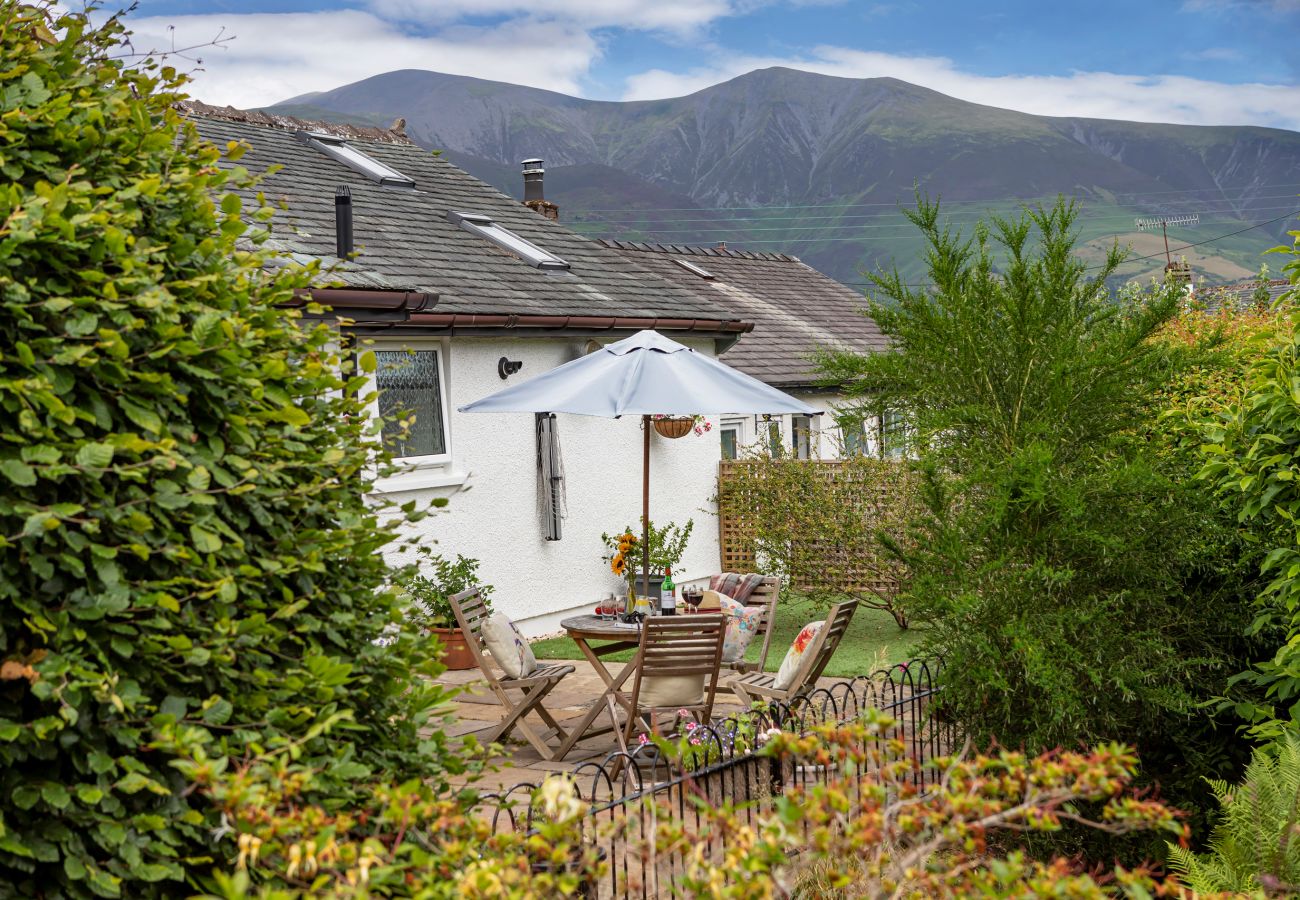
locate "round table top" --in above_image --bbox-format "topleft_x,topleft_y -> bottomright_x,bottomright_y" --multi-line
559,614 -> 644,639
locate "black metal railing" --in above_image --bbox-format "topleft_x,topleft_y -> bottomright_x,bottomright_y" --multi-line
470,659 -> 951,898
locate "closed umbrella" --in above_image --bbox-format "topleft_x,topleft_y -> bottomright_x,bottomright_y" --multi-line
460,330 -> 817,600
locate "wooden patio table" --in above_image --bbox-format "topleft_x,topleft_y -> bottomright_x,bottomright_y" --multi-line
553,614 -> 645,759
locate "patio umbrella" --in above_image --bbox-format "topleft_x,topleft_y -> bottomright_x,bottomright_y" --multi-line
460,329 -> 817,600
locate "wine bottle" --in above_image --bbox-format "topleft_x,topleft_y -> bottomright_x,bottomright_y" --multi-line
661,568 -> 676,615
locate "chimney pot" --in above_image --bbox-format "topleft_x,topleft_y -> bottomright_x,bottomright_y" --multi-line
521,157 -> 559,221
335,186 -> 354,259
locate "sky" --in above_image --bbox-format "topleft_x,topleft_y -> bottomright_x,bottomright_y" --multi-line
113,0 -> 1300,130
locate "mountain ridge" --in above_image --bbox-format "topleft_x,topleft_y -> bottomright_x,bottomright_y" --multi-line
266,67 -> 1300,285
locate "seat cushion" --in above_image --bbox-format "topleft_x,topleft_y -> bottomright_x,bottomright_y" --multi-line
773,621 -> 824,691
719,596 -> 765,663
640,674 -> 706,709
480,613 -> 537,679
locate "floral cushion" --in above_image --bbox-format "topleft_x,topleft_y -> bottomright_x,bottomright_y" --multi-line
719,595 -> 765,663
773,621 -> 824,691
480,613 -> 537,679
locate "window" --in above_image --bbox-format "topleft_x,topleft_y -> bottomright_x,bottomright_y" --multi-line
373,347 -> 448,462
297,131 -> 415,188
720,422 -> 741,460
673,258 -> 715,279
792,414 -> 814,460
878,409 -> 906,460
447,211 -> 570,271
761,417 -> 782,457
839,416 -> 868,456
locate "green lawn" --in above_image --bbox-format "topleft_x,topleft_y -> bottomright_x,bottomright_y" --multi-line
531,596 -> 924,678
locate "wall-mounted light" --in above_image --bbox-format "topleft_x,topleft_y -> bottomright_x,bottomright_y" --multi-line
498,357 -> 523,380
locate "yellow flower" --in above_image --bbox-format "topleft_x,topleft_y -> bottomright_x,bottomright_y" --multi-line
611,554 -> 626,575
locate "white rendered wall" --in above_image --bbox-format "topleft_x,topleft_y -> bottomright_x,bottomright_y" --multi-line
374,335 -> 723,636
720,391 -> 882,461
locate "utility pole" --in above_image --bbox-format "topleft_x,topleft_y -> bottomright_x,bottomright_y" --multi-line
1136,214 -> 1199,284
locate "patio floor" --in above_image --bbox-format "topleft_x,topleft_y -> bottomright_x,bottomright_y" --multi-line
435,661 -> 853,792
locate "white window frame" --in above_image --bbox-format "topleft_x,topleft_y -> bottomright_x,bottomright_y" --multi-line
719,417 -> 746,460
792,414 -> 815,460
364,338 -> 456,491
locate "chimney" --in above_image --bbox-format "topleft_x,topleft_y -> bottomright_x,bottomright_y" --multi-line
521,158 -> 559,221
335,186 -> 354,259
717,241 -> 727,252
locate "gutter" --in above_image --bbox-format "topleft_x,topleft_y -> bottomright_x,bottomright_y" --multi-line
397,312 -> 752,336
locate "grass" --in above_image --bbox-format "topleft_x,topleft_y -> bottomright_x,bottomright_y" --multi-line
530,595 -> 925,678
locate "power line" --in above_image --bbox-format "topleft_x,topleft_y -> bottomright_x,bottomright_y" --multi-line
568,182 -> 1300,215
575,193 -> 1300,227
579,206 -> 1300,237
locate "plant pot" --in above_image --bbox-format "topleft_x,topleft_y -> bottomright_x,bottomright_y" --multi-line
653,417 -> 694,439
631,574 -> 665,601
431,626 -> 476,670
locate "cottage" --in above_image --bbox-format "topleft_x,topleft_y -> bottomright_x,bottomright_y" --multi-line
186,104 -> 752,634
599,240 -> 893,459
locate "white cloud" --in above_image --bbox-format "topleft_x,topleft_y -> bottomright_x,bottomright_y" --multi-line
120,10 -> 600,108
621,47 -> 1300,130
366,0 -> 733,34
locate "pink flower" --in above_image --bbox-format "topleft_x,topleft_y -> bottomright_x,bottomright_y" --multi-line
677,708 -> 690,717
685,721 -> 697,732
637,733 -> 649,745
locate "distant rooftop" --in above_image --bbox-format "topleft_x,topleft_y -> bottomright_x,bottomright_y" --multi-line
601,239 -> 886,388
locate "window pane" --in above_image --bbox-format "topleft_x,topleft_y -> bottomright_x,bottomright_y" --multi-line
720,427 -> 739,460
792,415 -> 812,460
840,417 -> 866,456
375,350 -> 446,459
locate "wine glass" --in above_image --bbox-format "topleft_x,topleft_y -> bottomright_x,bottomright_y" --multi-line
684,588 -> 703,614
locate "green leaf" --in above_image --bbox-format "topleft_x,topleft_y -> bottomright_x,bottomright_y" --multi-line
189,525 -> 222,553
119,398 -> 162,435
75,442 -> 115,468
0,459 -> 36,486
64,855 -> 87,881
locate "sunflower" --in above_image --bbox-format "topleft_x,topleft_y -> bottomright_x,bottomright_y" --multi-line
610,554 -> 626,576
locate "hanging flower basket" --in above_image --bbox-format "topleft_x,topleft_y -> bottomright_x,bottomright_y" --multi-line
653,417 -> 695,439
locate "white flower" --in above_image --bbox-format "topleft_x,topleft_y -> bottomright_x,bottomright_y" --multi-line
538,775 -> 586,823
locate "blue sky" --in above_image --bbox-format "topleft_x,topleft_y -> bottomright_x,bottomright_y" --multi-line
118,0 -> 1300,128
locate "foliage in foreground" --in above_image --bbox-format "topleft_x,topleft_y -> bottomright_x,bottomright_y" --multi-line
1201,228 -> 1300,739
1169,728 -> 1300,896
194,710 -> 1201,898
0,6 -> 453,895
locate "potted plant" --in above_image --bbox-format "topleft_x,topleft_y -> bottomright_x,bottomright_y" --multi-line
652,413 -> 713,439
602,519 -> 694,600
398,552 -> 493,670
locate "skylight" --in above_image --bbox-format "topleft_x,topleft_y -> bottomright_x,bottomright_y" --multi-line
673,257 -> 715,279
296,131 -> 415,188
448,211 -> 570,271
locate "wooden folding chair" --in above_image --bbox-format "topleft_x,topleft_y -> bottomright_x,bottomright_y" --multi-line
448,588 -> 574,761
615,615 -> 727,756
724,599 -> 858,708
721,575 -> 781,675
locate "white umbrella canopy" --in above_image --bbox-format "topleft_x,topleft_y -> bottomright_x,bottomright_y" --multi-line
459,329 -> 817,417
460,330 -> 818,601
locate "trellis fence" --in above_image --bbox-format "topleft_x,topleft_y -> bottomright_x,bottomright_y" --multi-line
471,659 -> 952,898
717,458 -> 917,600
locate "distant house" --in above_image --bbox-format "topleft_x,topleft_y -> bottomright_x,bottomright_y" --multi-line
600,240 -> 893,460
1197,277 -> 1294,311
184,103 -> 753,634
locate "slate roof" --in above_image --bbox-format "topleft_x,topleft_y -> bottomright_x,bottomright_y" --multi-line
1197,278 -> 1295,312
600,240 -> 887,387
183,104 -> 739,325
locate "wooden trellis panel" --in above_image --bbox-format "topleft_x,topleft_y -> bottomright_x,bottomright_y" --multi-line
717,459 -> 911,598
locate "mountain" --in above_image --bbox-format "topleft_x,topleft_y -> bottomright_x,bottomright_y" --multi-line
267,67 -> 1300,286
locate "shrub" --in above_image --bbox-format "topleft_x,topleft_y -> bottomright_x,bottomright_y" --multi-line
1168,728 -> 1300,895
196,711 -> 1190,898
0,7 -> 454,895
820,197 -> 1265,854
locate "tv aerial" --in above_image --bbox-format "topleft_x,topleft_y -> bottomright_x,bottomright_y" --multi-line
1135,214 -> 1200,269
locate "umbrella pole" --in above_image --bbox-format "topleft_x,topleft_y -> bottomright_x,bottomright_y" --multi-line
642,414 -> 651,604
